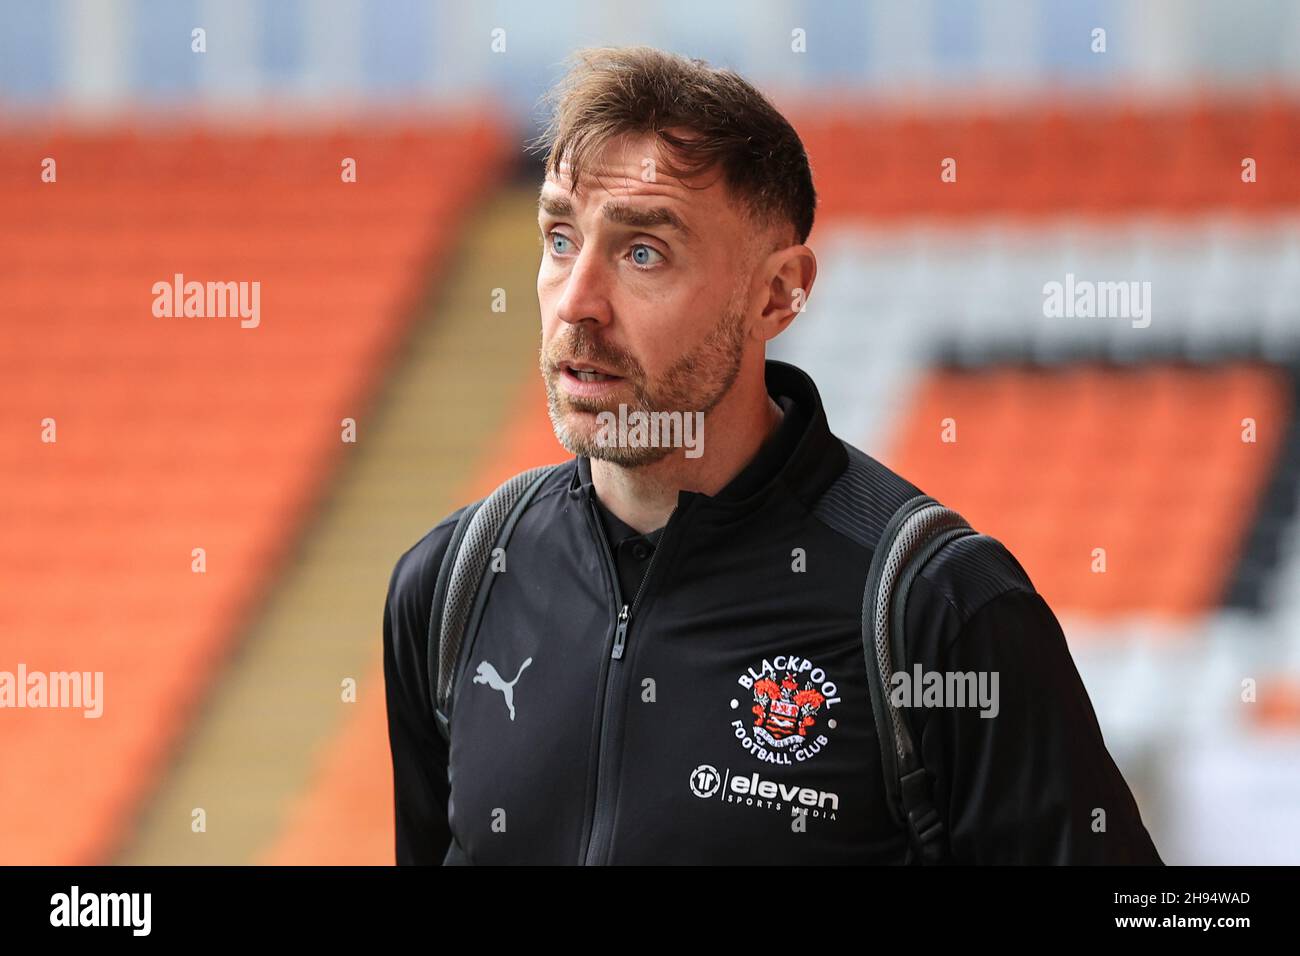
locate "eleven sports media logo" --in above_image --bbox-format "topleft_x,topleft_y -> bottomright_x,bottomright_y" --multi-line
689,654 -> 843,822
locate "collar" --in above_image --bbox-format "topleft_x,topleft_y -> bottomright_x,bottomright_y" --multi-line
567,359 -> 848,516
593,492 -> 667,546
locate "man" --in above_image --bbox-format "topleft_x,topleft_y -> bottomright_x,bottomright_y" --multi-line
383,46 -> 1162,865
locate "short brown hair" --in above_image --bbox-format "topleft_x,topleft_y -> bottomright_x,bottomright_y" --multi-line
530,46 -> 817,246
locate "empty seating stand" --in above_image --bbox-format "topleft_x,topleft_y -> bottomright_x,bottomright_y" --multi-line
796,99 -> 1300,221
0,118 -> 510,863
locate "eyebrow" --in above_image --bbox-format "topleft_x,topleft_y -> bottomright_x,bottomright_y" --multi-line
537,194 -> 695,240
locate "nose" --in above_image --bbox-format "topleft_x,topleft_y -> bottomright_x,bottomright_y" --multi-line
553,242 -> 614,330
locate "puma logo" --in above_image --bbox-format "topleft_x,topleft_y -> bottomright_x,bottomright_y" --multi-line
473,657 -> 532,720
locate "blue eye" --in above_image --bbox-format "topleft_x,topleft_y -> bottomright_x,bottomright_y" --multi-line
548,232 -> 572,255
630,244 -> 664,268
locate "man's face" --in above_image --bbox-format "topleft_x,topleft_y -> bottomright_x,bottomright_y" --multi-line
537,132 -> 757,466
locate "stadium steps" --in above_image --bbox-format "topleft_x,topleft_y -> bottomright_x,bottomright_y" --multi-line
116,182 -> 564,865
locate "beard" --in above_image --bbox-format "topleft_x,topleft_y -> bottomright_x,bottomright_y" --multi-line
540,282 -> 748,467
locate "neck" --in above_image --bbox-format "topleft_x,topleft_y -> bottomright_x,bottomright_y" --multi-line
590,366 -> 784,534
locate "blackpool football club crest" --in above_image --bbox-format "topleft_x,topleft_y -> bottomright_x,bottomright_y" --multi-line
730,654 -> 841,765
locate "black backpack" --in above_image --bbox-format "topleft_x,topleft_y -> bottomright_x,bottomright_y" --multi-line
426,463 -> 979,865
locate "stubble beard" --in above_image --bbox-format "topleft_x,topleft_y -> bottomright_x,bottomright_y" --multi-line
541,286 -> 748,468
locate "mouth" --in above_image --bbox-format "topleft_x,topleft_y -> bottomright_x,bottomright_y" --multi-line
555,360 -> 628,401
560,361 -> 625,384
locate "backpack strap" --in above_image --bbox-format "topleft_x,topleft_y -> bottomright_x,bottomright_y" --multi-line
862,493 -> 979,865
428,464 -> 560,745
427,504 -> 480,733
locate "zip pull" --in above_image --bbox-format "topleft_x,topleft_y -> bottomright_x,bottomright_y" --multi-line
612,604 -> 630,660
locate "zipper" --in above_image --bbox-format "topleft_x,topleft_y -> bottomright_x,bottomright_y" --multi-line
579,494 -> 678,866
612,604 -> 630,659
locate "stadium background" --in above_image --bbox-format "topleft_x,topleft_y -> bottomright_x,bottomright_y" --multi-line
2,0 -> 1298,865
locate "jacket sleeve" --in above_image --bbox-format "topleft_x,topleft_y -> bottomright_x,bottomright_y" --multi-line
382,515 -> 462,865
920,586 -> 1163,864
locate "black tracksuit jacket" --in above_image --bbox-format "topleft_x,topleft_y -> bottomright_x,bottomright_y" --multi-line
382,359 -> 1163,865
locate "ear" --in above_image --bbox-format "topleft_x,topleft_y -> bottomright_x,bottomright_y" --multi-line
754,243 -> 817,343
